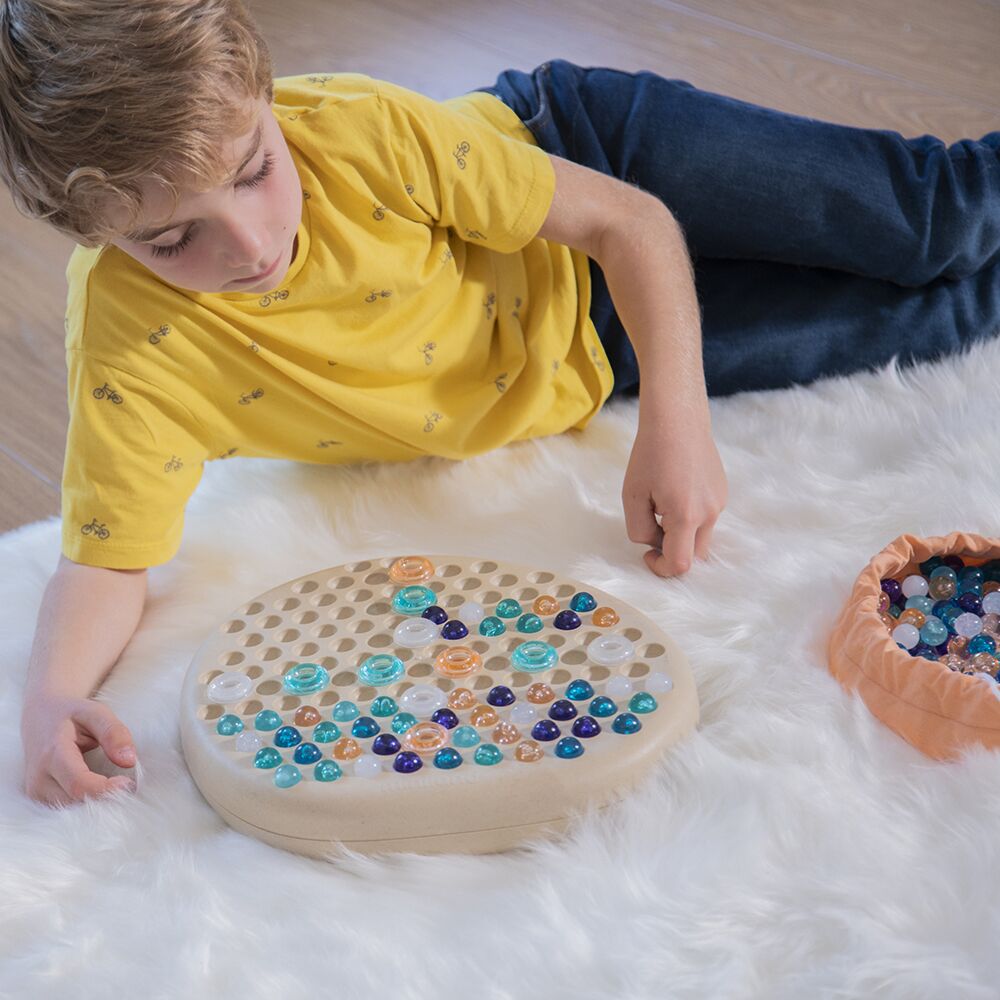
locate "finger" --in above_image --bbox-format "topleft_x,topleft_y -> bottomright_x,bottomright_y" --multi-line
646,519 -> 698,577
49,740 -> 123,803
74,701 -> 138,769
693,515 -> 718,562
621,489 -> 661,548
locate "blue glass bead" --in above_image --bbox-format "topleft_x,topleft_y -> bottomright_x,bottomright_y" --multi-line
904,596 -> 935,615
274,725 -> 302,748
957,593 -> 983,615
570,592 -> 597,613
511,640 -> 559,672
939,606 -> 962,633
919,618 -> 949,647
254,709 -> 282,731
474,744 -> 503,766
254,747 -> 282,769
932,599 -> 957,617
358,654 -> 405,687
516,613 -> 544,633
433,747 -> 463,769
421,605 -> 448,625
548,699 -> 578,721
391,712 -> 418,734
959,567 -> 984,584
969,634 -> 998,656
496,599 -> 523,619
479,616 -> 506,637
216,714 -> 244,736
372,733 -> 402,755
934,642 -> 950,656
393,751 -> 423,773
430,708 -> 460,730
554,610 -> 582,630
370,695 -> 399,717
910,642 -> 933,657
589,696 -> 617,717
332,701 -> 360,722
351,716 -> 380,739
958,579 -> 983,597
315,759 -> 342,782
565,679 -> 595,701
629,692 -> 659,714
531,719 -> 560,741
274,764 -> 302,788
392,585 -> 437,616
917,650 -> 940,661
487,685 -> 516,707
555,737 -> 584,759
441,619 -> 469,640
571,716 -> 601,738
313,721 -> 341,743
984,560 -> 1000,582
293,742 -> 322,765
919,556 -> 944,575
452,725 -> 481,748
612,713 -> 642,735
282,662 -> 330,695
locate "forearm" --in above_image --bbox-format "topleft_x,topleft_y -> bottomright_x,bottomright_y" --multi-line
22,556 -> 148,710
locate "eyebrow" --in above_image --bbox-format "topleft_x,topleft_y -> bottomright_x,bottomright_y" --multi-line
125,122 -> 263,241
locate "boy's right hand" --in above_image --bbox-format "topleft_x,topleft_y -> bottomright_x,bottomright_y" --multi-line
20,696 -> 138,807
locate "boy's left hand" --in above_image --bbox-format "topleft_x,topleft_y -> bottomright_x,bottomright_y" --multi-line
621,406 -> 727,578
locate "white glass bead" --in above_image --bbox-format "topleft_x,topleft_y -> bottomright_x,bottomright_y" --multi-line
235,731 -> 264,753
955,613 -> 984,638
353,755 -> 383,779
587,634 -> 636,667
646,671 -> 674,694
982,592 -> 1000,615
891,623 -> 920,649
456,601 -> 486,626
399,683 -> 448,715
207,671 -> 253,704
509,703 -> 540,726
393,617 -> 439,648
606,675 -> 634,700
901,574 -> 929,599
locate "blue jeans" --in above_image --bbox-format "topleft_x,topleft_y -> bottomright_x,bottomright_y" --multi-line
471,59 -> 1000,398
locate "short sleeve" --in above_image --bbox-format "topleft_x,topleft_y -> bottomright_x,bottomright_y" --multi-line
372,79 -> 556,254
61,350 -> 213,569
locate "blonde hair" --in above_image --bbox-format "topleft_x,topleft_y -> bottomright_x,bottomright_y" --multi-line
0,0 -> 274,247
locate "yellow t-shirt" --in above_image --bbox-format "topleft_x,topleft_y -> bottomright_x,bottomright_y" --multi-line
61,72 -> 614,569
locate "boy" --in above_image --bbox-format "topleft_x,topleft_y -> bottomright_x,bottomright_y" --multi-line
3,1 -> 997,808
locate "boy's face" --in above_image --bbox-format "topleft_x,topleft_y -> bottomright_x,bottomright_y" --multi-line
106,94 -> 302,295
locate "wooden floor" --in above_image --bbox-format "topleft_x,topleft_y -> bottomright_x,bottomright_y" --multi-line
0,0 -> 997,533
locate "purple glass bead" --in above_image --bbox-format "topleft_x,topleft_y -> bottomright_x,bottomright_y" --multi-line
571,716 -> 601,738
531,719 -> 561,742
957,593 -> 983,615
393,750 -> 423,773
942,555 -> 966,571
548,699 -> 578,721
421,605 -> 448,625
910,641 -> 933,658
553,610 -> 582,630
372,733 -> 402,755
934,642 -> 950,656
880,578 -> 903,605
441,619 -> 469,640
486,685 -> 516,707
430,708 -> 460,729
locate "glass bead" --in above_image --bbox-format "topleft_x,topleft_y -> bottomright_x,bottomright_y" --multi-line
255,710 -> 282,731
919,618 -> 949,647
985,582 -> 1000,596
456,601 -> 486,626
930,565 -> 958,582
554,610 -> 582,630
958,579 -> 984,596
888,605 -> 903,619
399,683 -> 448,715
565,679 -> 595,701
944,653 -> 964,671
629,692 -> 658,714
496,599 -> 523,618
898,609 -> 926,628
911,641 -> 934,658
589,696 -> 618,717
548,699 -> 578,721
393,617 -> 439,648
474,744 -> 503,766
592,607 -> 620,627
983,592 -> 1000,615
358,653 -> 405,687
313,721 -> 341,743
972,653 -> 999,676
331,737 -> 362,760
441,619 -> 469,641
570,592 -> 597,613
984,613 -> 1000,632
452,725 -> 481,748
293,706 -> 322,728
274,725 -> 302,748
388,555 -> 435,584
509,703 -> 540,726
430,708 -> 460,730
555,737 -> 584,759
526,683 -> 555,704
942,554 -> 966,571
372,733 -> 402,755
393,751 -> 423,773
448,688 -> 477,711
353,756 -> 383,779
434,645 -> 482,679
939,605 -> 962,632
293,742 -> 322,765
400,721 -> 449,755
281,662 -> 330,695
904,596 -> 935,615
515,740 -> 544,762
571,716 -> 601,738
516,613 -> 544,633
235,731 -> 263,752
646,672 -> 674,694
948,636 -> 970,658
968,634 -> 997,656
433,747 -> 463,769
917,650 -> 940,662
492,721 -> 521,745
891,623 -> 920,650
479,616 -> 506,637
960,566 -> 985,584
901,574 -> 929,598
919,556 -> 944,575
370,696 -> 399,717
957,593 -> 983,615
332,701 -> 360,722
878,592 -> 890,613
207,671 -> 253,704
928,576 -> 957,601
531,719 -> 560,742
470,704 -> 499,727
254,747 -> 282,769
955,613 -> 984,638
216,714 -> 243,736
487,685 -> 516,707
587,634 -> 636,668
512,641 -> 559,672
612,713 -> 643,735
421,605 -> 448,625
391,712 -> 418,734
532,595 -> 560,616
351,716 -> 380,739
879,612 -> 897,631
392,585 -> 437,616
606,675 -> 635,700
880,578 -> 903,604
315,759 -> 342,782
274,764 -> 302,788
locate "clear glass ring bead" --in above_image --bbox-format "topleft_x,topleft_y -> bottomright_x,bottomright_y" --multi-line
586,634 -> 636,667
207,671 -> 253,703
393,617 -> 439,648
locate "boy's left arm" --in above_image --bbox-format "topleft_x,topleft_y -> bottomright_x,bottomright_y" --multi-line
536,154 -> 727,579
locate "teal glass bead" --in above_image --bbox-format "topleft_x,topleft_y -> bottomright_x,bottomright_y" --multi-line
474,744 -> 503,765
969,634 -> 998,656
282,662 -> 330,695
391,712 -> 418,734
629,692 -> 658,714
919,617 -> 949,647
479,616 -> 506,637
433,747 -> 463,769
565,679 -> 595,701
358,654 -> 405,687
887,605 -> 902,619
555,736 -> 584,759
293,742 -> 322,765
511,640 -> 559,672
496,598 -> 523,619
332,700 -> 360,722
370,695 -> 399,717
612,712 -> 643,735
351,716 -> 380,739
391,585 -> 437,615
919,556 -> 945,575
313,721 -> 341,743
274,725 -> 302,748
516,613 -> 544,633
589,696 -> 617,717
216,714 -> 244,736
904,596 -> 935,615
254,747 -> 282,769
452,725 -> 481,748
570,592 -> 597,613
274,763 -> 302,788
254,709 -> 282,731
315,759 -> 342,782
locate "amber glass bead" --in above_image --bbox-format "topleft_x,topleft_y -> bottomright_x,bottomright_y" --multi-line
401,721 -> 449,754
293,705 -> 322,727
878,611 -> 896,630
532,595 -> 560,616
470,704 -> 499,727
514,740 -> 544,762
948,636 -> 970,658
331,737 -> 362,760
928,577 -> 956,600
972,653 -> 999,676
492,721 -> 521,745
898,609 -> 925,628
434,646 -> 482,678
388,555 -> 435,585
448,687 -> 477,711
526,683 -> 555,704
985,581 -> 1000,596
592,607 -> 619,627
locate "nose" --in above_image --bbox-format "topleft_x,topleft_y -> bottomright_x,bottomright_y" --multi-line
221,218 -> 271,271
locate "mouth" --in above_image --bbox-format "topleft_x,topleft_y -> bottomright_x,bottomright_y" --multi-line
232,250 -> 282,285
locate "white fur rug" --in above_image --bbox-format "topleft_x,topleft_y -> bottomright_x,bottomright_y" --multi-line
5,338 -> 1000,998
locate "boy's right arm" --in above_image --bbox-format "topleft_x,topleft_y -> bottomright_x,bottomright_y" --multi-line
20,554 -> 148,806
